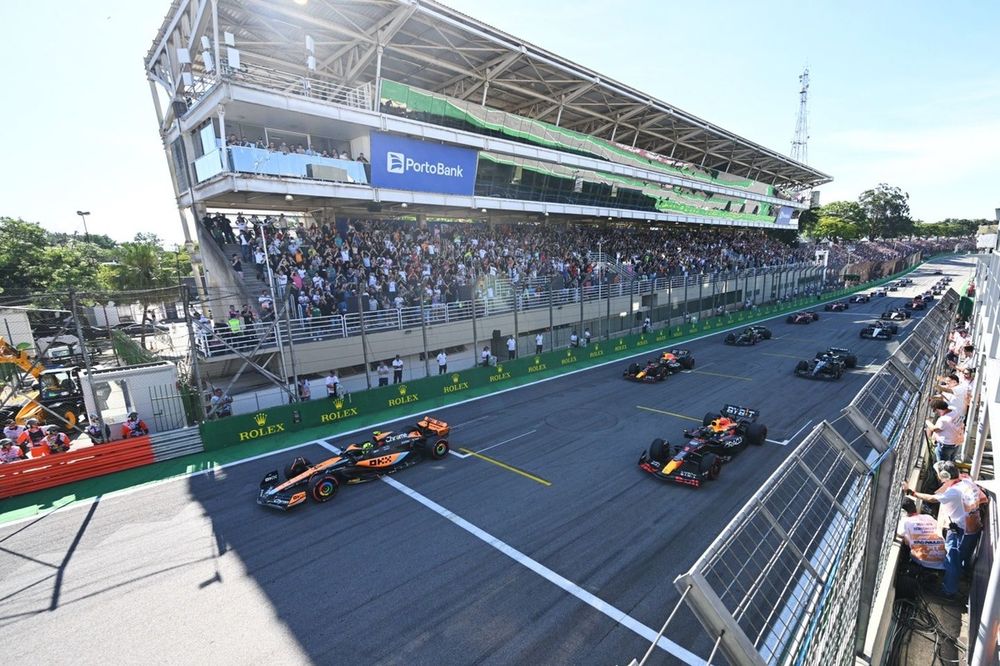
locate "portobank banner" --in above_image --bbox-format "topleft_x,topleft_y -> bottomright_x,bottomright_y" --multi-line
369,131 -> 478,195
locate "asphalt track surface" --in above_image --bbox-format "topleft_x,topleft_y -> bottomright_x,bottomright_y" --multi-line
0,258 -> 970,666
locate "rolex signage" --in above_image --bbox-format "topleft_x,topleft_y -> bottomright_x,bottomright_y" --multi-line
238,412 -> 286,442
388,384 -> 420,407
320,397 -> 360,423
488,365 -> 512,383
443,373 -> 471,394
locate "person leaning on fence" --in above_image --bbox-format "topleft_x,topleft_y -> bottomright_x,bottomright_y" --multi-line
898,497 -> 946,571
298,378 -> 312,400
904,462 -> 989,598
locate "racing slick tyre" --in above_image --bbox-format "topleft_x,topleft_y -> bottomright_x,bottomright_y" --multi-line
428,438 -> 450,460
700,453 -> 721,481
795,360 -> 809,376
627,362 -> 640,376
786,316 -> 795,324
681,357 -> 695,370
285,457 -> 313,480
703,412 -> 722,427
649,438 -> 669,463
724,333 -> 736,345
746,422 -> 768,446
845,355 -> 857,368
308,474 -> 339,503
761,329 -> 772,339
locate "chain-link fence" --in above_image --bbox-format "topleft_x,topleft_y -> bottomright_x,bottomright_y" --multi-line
669,289 -> 960,665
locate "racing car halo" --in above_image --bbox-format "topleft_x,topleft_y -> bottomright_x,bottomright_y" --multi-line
258,416 -> 450,510
638,405 -> 767,487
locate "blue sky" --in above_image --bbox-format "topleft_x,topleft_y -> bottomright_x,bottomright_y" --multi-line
1,0 -> 997,245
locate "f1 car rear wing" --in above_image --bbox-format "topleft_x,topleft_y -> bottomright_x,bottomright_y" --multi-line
417,416 -> 449,436
721,404 -> 759,421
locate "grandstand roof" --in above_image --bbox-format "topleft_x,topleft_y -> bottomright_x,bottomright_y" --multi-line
146,0 -> 831,189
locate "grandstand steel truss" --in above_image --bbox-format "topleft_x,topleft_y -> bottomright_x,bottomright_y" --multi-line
666,289 -> 959,665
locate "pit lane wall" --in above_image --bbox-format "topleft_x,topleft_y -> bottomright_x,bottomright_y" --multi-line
198,263 -> 928,452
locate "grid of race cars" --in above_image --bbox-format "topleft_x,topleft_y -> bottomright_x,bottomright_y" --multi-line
259,272 -> 947,504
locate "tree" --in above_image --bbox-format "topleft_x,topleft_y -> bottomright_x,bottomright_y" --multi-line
858,184 -> 912,239
0,217 -> 48,294
813,215 -> 862,243
796,207 -> 820,236
114,241 -> 176,348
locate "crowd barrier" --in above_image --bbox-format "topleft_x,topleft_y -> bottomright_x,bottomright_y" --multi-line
0,437 -> 155,499
199,265 -> 927,452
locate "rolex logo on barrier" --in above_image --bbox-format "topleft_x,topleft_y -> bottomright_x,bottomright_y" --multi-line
637,335 -> 648,346
444,373 -> 470,394
614,339 -> 628,351
389,383 -> 420,407
488,364 -> 511,383
320,395 -> 359,423
588,343 -> 604,359
561,349 -> 577,365
239,412 -> 286,442
528,356 -> 547,373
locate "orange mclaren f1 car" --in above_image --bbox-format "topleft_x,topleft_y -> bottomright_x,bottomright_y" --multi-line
257,416 -> 450,510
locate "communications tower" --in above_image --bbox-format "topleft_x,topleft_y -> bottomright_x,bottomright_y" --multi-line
790,68 -> 809,164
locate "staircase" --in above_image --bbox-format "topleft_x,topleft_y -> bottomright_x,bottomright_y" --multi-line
222,243 -> 271,305
149,427 -> 204,462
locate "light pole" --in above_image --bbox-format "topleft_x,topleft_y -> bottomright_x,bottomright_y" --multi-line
76,210 -> 91,242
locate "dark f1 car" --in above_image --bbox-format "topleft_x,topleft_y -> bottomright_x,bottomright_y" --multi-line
786,311 -> 820,324
637,405 -> 767,487
819,346 -> 858,368
851,294 -> 871,304
724,325 -> 772,345
860,321 -> 898,340
824,301 -> 849,312
904,297 -> 926,311
880,308 -> 911,321
258,416 -> 450,510
623,349 -> 695,382
794,353 -> 845,380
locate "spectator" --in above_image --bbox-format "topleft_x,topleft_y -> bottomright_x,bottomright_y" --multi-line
121,411 -> 150,439
16,418 -> 47,457
356,153 -> 369,164
377,361 -> 390,387
899,497 -> 945,571
298,377 -> 312,400
392,354 -> 404,384
436,350 -> 448,374
904,462 -> 988,598
925,398 -> 962,462
642,317 -> 652,334
210,388 -> 233,418
937,374 -> 970,418
583,328 -> 591,347
44,425 -> 72,454
507,335 -> 517,360
325,370 -> 341,398
3,419 -> 24,444
231,253 -> 244,281
569,330 -> 579,348
535,332 -> 544,354
481,345 -> 491,367
0,438 -> 24,463
85,413 -> 109,444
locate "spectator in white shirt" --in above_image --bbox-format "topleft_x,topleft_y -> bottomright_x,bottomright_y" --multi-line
506,336 -> 517,360
325,370 -> 340,398
436,350 -> 448,374
535,332 -> 544,354
925,399 -> 962,462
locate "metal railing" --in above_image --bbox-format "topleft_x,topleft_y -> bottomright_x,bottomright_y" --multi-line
222,62 -> 373,110
195,263 -> 829,357
668,288 -> 960,665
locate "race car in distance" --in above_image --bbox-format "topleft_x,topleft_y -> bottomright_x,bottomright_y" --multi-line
637,404 -> 767,487
874,287 -> 887,297
257,416 -> 450,510
900,277 -> 914,286
860,321 -> 899,340
623,349 -> 695,382
851,294 -> 871,304
824,301 -> 849,312
921,292 -> 934,302
881,307 -> 911,321
724,325 -> 771,345
888,282 -> 899,291
794,353 -> 845,380
932,285 -> 943,296
786,311 -> 821,324
905,297 -> 926,311
819,346 -> 858,368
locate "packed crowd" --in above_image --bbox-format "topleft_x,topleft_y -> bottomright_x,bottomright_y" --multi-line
202,214 -> 969,328
223,134 -> 369,163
